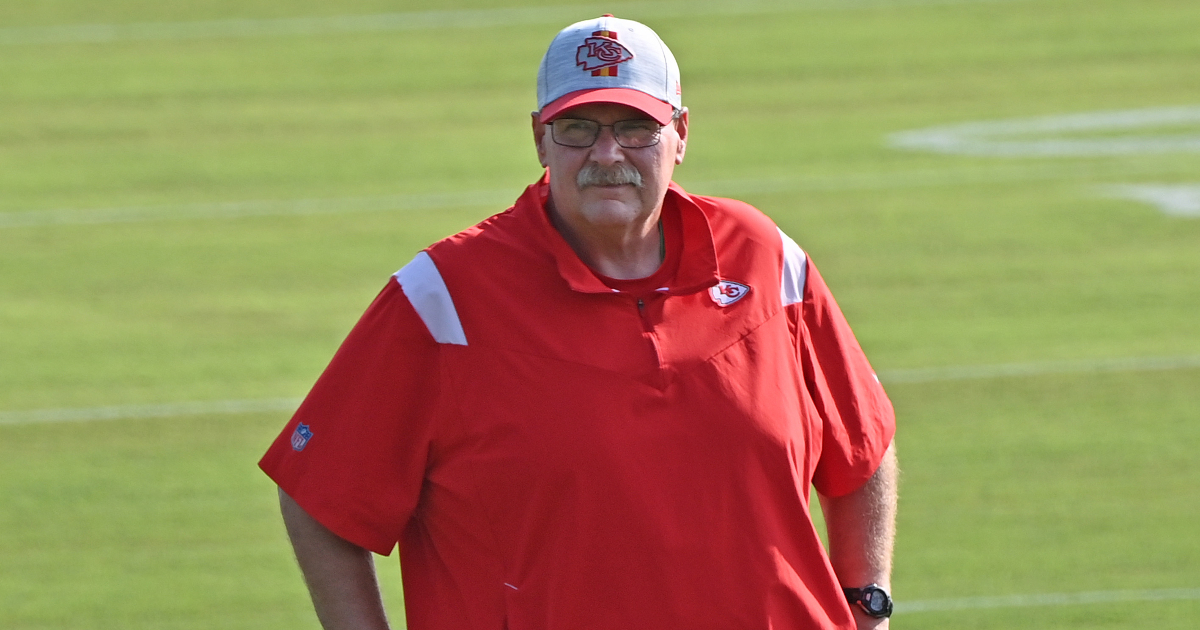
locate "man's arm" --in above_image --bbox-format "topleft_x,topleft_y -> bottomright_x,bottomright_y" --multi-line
818,440 -> 898,630
279,488 -> 392,630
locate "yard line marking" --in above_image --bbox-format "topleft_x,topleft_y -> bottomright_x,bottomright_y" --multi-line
878,355 -> 1200,384
1102,183 -> 1200,217
3,355 -> 1197,425
0,0 -> 1027,46
1,160 -> 1179,230
897,587 -> 1200,613
0,398 -> 301,425
889,105 -> 1200,157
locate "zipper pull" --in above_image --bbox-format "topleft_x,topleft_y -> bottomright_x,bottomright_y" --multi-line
637,297 -> 645,313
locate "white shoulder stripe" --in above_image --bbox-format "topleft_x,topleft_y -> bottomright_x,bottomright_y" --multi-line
778,227 -> 808,307
394,251 -> 468,346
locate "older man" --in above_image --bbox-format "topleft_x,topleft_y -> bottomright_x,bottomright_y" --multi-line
261,14 -> 897,630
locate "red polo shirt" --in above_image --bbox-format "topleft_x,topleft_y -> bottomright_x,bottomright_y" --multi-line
260,175 -> 895,630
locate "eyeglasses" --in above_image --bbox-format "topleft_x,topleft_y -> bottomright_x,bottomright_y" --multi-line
549,118 -> 666,149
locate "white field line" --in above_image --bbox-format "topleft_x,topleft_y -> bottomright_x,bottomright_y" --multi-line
889,106 -> 1200,157
898,587 -> 1200,614
878,355 -> 1200,384
2,355 -> 1197,425
0,160 -> 1174,230
1102,183 -> 1200,217
0,0 -> 1027,46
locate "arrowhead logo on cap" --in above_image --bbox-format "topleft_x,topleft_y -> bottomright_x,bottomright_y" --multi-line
576,29 -> 633,76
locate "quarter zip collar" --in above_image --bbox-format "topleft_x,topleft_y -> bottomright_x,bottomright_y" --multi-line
518,172 -> 720,296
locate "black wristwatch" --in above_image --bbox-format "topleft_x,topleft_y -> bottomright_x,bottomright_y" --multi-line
843,583 -> 893,618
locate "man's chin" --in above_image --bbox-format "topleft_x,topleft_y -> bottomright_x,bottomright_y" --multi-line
577,198 -> 648,226
579,185 -> 641,202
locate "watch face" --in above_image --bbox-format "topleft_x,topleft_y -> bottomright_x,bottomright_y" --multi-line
845,584 -> 893,618
863,589 -> 886,613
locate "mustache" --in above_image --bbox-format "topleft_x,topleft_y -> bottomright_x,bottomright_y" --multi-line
576,162 -> 643,189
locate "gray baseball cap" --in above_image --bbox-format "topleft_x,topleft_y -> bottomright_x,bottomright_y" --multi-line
536,15 -> 682,125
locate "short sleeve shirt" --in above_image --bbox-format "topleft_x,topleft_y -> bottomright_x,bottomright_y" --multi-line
260,175 -> 896,630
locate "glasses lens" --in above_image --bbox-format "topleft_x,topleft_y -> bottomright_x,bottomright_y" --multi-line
549,119 -> 664,148
613,120 -> 662,148
551,119 -> 599,147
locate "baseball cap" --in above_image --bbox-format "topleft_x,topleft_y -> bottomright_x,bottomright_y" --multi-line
537,15 -> 682,125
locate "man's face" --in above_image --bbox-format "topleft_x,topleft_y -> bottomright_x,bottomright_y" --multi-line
533,102 -> 688,232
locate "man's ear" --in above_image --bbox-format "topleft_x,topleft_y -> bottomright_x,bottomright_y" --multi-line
673,108 -> 689,165
532,112 -> 548,168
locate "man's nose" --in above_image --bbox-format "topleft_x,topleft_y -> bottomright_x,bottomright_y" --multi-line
588,126 -> 625,164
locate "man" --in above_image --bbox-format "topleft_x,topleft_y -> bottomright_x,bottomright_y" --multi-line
261,14 -> 897,630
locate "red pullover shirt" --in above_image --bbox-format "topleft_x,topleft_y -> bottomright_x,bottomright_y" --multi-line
261,175 -> 896,630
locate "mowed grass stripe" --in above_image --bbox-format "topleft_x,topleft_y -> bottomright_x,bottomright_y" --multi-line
878,355 -> 1200,384
0,190 -> 516,229
2,159 -> 1182,229
0,398 -> 301,425
3,355 -> 1196,425
899,587 -> 1200,614
0,0 -> 1028,45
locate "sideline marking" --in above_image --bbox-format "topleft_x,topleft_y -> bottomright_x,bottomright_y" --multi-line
878,355 -> 1200,384
0,0 -> 1027,46
898,587 -> 1200,614
1102,184 -> 1200,217
2,355 -> 1197,425
889,106 -> 1200,157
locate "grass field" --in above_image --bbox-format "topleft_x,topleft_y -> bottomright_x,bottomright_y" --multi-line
1,0 -> 1198,628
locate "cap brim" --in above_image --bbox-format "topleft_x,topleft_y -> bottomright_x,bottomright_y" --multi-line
539,88 -> 675,125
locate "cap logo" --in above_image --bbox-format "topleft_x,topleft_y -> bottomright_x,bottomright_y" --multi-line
576,30 -> 633,77
710,281 -> 751,306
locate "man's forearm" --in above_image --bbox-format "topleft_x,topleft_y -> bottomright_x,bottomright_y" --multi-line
279,488 -> 392,630
819,441 -> 898,628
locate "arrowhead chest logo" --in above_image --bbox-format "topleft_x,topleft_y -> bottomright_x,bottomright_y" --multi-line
710,281 -> 751,307
576,30 -> 633,76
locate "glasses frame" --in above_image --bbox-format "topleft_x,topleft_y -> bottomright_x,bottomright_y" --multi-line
547,117 -> 669,149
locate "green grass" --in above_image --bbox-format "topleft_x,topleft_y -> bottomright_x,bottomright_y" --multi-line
0,415 -> 311,629
2,0 -> 1199,628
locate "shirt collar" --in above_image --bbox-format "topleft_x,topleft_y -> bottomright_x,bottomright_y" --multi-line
515,172 -> 720,296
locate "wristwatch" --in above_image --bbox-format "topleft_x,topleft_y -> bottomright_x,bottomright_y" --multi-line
843,583 -> 893,618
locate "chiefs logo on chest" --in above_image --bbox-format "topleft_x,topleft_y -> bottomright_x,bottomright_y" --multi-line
710,281 -> 751,307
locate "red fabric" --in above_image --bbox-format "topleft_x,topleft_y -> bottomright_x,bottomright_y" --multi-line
260,177 -> 895,630
539,87 -> 676,125
797,264 -> 897,498
258,285 -> 442,554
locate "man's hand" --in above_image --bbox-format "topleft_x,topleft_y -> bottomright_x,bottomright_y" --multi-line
819,441 -> 898,630
279,488 -> 393,630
